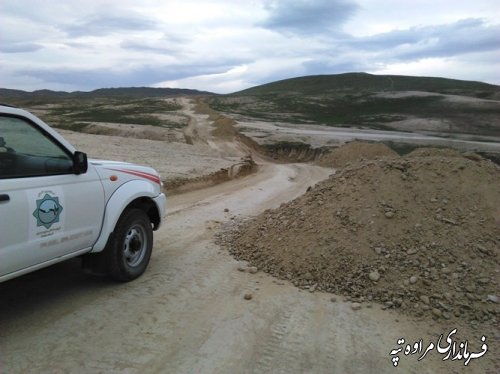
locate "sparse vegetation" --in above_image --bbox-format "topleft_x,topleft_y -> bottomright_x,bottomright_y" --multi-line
0,87 -> 212,132
234,73 -> 500,98
56,99 -> 180,127
8,97 -> 186,131
207,73 -> 500,137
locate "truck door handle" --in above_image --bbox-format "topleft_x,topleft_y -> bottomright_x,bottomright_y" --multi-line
0,194 -> 10,202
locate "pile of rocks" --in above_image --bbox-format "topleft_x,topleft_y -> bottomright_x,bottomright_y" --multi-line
217,148 -> 500,328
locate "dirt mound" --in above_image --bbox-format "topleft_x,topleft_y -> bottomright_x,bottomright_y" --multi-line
212,116 -> 238,140
165,156 -> 258,194
218,152 -> 500,328
406,147 -> 466,158
317,141 -> 398,167
262,141 -> 327,162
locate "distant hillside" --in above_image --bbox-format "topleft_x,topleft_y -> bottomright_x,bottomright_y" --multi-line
234,72 -> 500,98
208,73 -> 500,137
0,87 -> 214,133
0,86 -> 214,104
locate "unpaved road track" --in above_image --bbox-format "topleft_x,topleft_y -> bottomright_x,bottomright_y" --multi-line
0,99 -> 493,373
0,163 -> 488,373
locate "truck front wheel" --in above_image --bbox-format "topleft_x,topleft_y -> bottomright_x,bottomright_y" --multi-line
105,208 -> 153,281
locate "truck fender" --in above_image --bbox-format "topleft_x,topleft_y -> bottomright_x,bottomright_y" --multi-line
90,180 -> 160,253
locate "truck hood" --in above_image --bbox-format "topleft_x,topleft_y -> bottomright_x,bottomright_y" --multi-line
90,159 -> 162,186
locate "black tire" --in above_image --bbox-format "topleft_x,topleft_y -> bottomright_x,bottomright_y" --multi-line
105,208 -> 153,281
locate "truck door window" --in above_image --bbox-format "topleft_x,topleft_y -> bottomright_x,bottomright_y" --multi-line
0,115 -> 73,179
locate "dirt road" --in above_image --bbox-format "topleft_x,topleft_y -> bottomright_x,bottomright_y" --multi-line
0,163 -> 440,373
0,99 -> 494,373
2,168 -> 493,374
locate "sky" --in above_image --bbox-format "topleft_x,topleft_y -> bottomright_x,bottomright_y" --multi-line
1,0 -> 499,93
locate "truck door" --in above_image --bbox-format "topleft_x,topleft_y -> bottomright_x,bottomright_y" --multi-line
0,114 -> 104,278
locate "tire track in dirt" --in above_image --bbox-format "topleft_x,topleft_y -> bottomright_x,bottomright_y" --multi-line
251,309 -> 302,374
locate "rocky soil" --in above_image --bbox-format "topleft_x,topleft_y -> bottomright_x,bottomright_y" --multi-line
316,141 -> 399,167
59,117 -> 248,194
218,144 -> 500,330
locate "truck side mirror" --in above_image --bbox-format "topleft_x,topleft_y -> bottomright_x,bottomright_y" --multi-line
73,151 -> 88,174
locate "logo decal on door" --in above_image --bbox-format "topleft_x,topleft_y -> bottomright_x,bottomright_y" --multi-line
32,193 -> 64,229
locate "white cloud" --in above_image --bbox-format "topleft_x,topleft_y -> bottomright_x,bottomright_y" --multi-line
0,0 -> 499,92
155,65 -> 251,93
345,0 -> 500,36
155,56 -> 311,93
260,0 -> 358,34
371,51 -> 500,84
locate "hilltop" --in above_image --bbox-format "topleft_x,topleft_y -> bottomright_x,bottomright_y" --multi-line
234,72 -> 500,97
208,73 -> 500,137
3,72 -> 499,150
0,86 -> 214,105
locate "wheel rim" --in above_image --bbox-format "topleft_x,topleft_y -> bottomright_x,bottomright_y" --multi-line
123,224 -> 148,267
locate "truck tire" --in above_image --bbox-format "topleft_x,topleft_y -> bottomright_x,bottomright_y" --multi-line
105,208 -> 153,281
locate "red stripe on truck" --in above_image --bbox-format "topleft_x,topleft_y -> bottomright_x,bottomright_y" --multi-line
107,168 -> 161,185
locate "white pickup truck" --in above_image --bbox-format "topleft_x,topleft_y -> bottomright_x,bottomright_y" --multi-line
0,104 -> 166,282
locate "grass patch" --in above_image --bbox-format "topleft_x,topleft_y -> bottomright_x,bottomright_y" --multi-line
210,95 -> 445,127
208,73 -> 500,137
25,97 -> 184,131
234,73 -> 500,98
208,90 -> 500,136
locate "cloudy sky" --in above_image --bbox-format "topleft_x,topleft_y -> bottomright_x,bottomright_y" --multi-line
1,0 -> 499,93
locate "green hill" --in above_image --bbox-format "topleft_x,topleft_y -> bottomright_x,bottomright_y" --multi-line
208,73 -> 500,136
0,86 -> 214,106
234,72 -> 500,98
0,86 -> 216,132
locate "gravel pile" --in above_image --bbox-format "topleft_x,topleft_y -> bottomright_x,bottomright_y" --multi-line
217,148 -> 500,328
